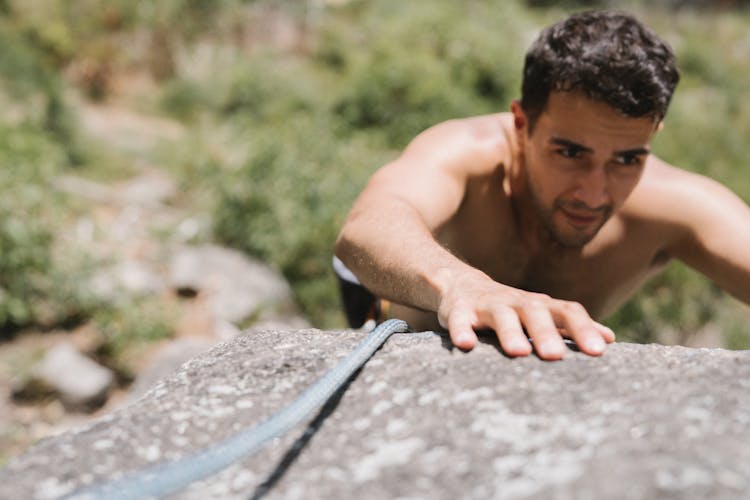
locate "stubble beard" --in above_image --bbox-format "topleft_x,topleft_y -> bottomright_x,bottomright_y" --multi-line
530,189 -> 612,249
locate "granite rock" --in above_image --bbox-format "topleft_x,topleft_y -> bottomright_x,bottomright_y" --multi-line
33,342 -> 115,411
122,337 -> 217,405
168,245 -> 295,325
2,329 -> 750,499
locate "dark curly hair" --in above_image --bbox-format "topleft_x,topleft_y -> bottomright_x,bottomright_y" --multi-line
521,10 -> 680,132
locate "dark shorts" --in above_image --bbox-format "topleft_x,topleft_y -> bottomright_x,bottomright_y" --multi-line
333,256 -> 382,329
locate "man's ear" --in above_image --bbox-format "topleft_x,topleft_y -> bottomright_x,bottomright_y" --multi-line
510,100 -> 527,132
655,120 -> 664,133
510,100 -> 528,148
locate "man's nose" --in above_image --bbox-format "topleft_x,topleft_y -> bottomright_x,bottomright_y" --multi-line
574,166 -> 610,208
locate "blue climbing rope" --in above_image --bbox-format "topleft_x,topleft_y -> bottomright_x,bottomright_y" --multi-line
67,319 -> 410,499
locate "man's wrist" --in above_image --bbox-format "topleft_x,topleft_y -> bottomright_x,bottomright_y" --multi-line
423,264 -> 487,311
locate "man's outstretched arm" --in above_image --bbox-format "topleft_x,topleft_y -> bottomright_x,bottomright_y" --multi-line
663,166 -> 750,306
335,119 -> 614,360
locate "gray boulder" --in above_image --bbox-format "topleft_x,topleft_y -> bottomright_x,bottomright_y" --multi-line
32,342 -> 114,411
122,337 -> 216,405
117,170 -> 177,207
168,245 -> 295,325
88,260 -> 165,303
3,330 -> 749,499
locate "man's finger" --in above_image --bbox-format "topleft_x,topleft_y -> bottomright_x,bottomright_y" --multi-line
555,302 -> 606,356
447,306 -> 478,350
559,322 -> 613,342
595,322 -> 616,343
518,302 -> 566,360
483,307 -> 531,357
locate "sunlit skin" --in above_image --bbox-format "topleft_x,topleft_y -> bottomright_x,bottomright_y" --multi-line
513,93 -> 657,250
336,90 -> 750,360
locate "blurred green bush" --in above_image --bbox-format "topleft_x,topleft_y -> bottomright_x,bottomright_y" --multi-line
93,296 -> 176,379
0,126 -> 59,329
0,19 -> 88,331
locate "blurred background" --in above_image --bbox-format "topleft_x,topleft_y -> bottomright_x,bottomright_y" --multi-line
1,0 -> 749,464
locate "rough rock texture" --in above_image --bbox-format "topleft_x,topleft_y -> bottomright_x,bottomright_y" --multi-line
3,329 -> 750,499
122,337 -> 217,405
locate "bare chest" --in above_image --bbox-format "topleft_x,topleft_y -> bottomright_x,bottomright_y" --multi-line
436,187 -> 666,319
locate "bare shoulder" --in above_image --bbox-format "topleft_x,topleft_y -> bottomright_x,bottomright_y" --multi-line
637,156 -> 722,190
624,155 -> 750,253
356,113 -> 515,230
628,156 -> 743,221
398,113 -> 513,176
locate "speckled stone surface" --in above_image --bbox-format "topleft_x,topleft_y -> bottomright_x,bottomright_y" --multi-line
3,329 -> 750,499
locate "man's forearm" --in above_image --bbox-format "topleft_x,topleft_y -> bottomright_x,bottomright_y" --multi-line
335,200 -> 481,313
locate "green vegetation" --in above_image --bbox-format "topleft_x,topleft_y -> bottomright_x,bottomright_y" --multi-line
0,16 -> 86,331
92,297 -> 176,379
2,0 -> 750,347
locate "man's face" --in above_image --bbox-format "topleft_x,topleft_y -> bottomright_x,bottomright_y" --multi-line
516,91 -> 659,248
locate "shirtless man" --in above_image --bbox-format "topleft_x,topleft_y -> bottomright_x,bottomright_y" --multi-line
333,10 -> 750,360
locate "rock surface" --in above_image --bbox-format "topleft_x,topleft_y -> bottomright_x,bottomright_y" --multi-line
3,329 -> 750,499
121,337 -> 217,405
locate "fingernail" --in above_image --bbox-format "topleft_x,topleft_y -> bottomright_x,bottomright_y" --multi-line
457,333 -> 473,346
509,341 -> 531,356
587,337 -> 605,354
541,341 -> 565,360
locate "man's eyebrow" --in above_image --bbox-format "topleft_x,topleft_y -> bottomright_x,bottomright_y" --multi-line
549,137 -> 593,153
550,137 -> 651,157
614,146 -> 651,156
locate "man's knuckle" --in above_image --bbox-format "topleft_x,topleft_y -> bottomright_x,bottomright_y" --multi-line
536,292 -> 552,301
561,300 -> 587,315
452,298 -> 470,310
523,300 -> 548,313
493,306 -> 517,323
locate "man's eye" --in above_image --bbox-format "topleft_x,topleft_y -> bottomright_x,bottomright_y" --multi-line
557,148 -> 582,159
616,155 -> 641,166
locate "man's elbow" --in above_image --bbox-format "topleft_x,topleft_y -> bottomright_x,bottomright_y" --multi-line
334,229 -> 349,261
334,220 -> 359,263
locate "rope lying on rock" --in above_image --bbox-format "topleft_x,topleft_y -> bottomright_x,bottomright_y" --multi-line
67,318 -> 411,500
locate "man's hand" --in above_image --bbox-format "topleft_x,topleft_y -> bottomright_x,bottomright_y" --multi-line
436,270 -> 615,360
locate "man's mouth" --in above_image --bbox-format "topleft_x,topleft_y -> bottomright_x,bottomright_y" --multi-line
559,207 -> 601,228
